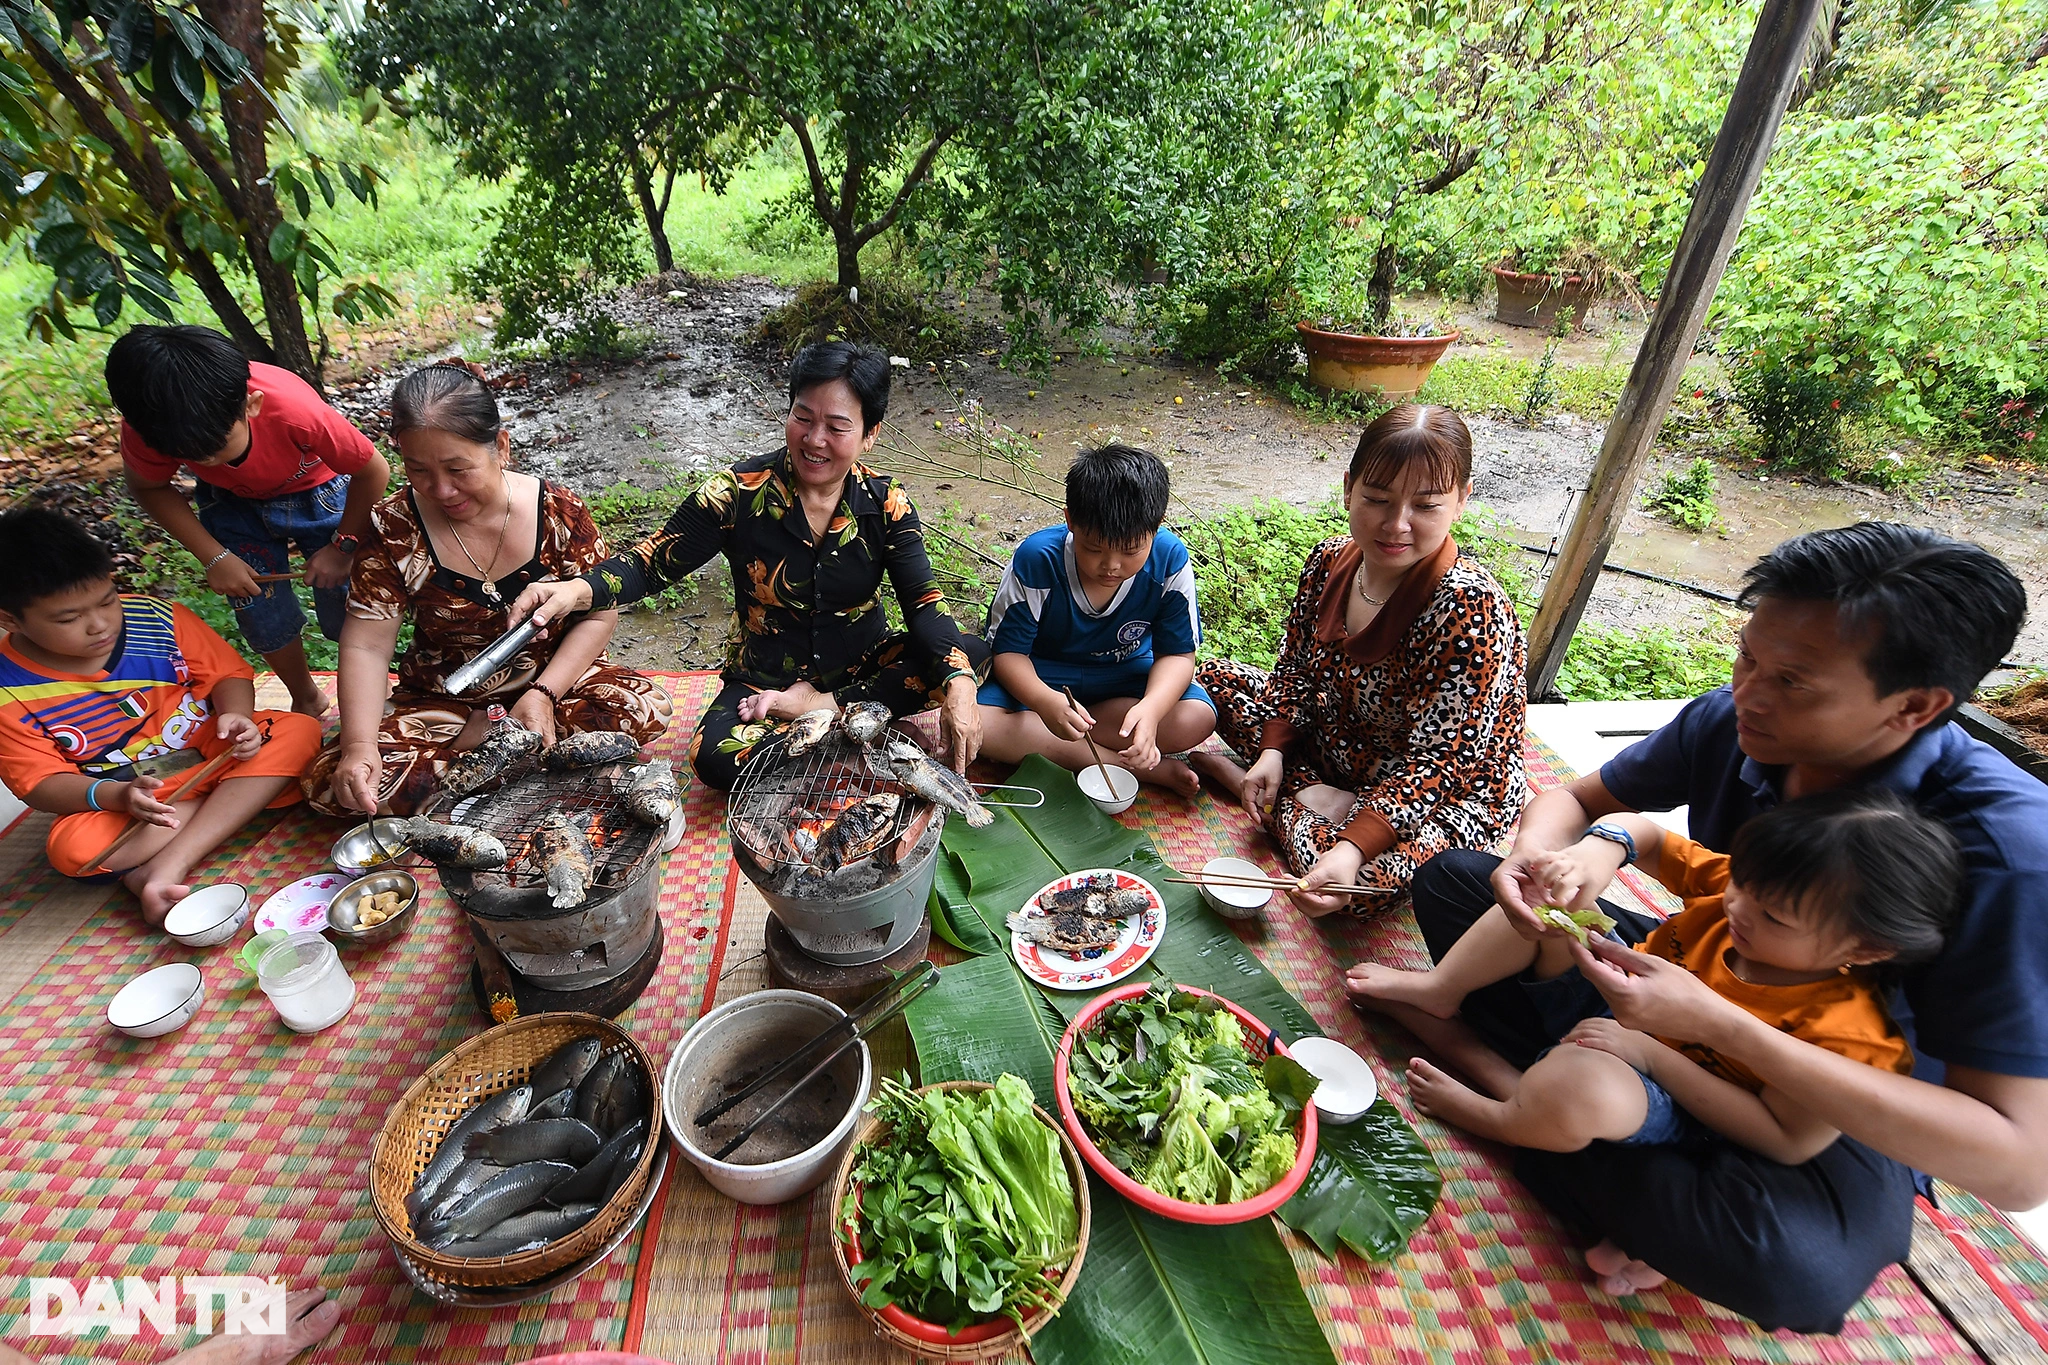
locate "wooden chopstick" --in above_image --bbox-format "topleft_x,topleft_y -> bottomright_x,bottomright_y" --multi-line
252,573 -> 299,584
84,749 -> 238,871
1164,872 -> 1385,897
1064,686 -> 1117,792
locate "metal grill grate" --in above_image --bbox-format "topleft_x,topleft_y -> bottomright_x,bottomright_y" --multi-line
444,759 -> 657,890
728,731 -> 900,868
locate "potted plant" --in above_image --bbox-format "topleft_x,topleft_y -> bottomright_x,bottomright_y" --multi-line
1296,301 -> 1459,398
1491,233 -> 1603,331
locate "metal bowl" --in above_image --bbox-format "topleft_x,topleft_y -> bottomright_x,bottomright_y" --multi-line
328,869 -> 420,946
332,819 -> 410,878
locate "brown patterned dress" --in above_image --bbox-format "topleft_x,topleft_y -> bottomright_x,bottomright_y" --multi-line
1196,534 -> 1527,913
303,482 -> 673,815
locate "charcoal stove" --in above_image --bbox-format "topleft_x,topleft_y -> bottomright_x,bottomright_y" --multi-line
728,729 -> 946,977
430,751 -> 679,1019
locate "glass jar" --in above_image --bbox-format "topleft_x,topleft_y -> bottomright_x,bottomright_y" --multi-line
257,931 -> 356,1033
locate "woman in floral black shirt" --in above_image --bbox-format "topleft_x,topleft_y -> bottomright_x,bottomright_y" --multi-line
514,343 -> 988,790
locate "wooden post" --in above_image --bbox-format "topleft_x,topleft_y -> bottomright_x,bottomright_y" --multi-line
1524,0 -> 1828,698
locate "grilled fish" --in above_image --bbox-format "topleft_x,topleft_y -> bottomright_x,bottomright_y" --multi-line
532,813 -> 595,908
437,724 -> 544,798
421,1160 -> 577,1241
1037,872 -> 1117,915
466,1117 -> 603,1166
438,1203 -> 600,1258
406,1084 -> 532,1219
623,759 -> 680,826
528,1036 -> 603,1099
542,730 -> 641,769
814,793 -> 902,872
840,701 -> 893,745
872,736 -> 993,827
403,817 -> 509,870
783,707 -> 836,757
1007,908 -> 1126,956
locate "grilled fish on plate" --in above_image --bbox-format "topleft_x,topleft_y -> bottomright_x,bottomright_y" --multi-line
1006,908 -> 1126,956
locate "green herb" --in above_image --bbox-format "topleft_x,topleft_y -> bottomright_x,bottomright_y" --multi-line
1065,983 -> 1308,1205
841,1073 -> 1079,1332
1540,905 -> 1619,945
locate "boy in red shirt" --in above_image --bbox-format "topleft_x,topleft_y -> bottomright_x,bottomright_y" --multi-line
0,509 -> 321,924
108,324 -> 389,718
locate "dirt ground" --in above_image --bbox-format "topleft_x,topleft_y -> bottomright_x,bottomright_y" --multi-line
13,273 -> 2047,672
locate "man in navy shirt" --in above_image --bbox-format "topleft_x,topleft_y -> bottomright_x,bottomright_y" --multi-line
1390,523 -> 2048,1333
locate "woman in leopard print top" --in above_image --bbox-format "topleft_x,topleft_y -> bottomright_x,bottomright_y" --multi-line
1192,405 -> 1527,917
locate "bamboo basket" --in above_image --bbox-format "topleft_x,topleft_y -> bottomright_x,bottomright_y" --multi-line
830,1080 -> 1091,1362
370,1012 -> 662,1290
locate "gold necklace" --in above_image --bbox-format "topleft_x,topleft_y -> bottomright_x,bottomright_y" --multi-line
1354,568 -> 1388,607
447,476 -> 513,604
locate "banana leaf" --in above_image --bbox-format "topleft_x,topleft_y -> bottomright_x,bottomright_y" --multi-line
940,755 -> 1442,1264
908,945 -> 1336,1364
928,846 -> 1002,955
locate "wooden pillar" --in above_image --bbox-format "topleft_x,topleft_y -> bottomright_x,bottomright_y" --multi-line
1524,0 -> 1828,698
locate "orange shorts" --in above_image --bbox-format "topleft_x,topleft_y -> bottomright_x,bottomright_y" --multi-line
47,710 -> 323,878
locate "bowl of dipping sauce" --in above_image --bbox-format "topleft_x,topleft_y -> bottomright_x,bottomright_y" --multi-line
1198,857 -> 1272,920
332,818 -> 409,878
327,870 -> 419,947
161,883 -> 251,948
108,962 -> 205,1038
1076,764 -> 1139,816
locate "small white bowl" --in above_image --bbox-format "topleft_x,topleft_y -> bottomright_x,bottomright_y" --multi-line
1199,857 -> 1273,920
108,963 -> 205,1038
1077,764 -> 1139,815
162,884 -> 251,948
1289,1036 -> 1379,1125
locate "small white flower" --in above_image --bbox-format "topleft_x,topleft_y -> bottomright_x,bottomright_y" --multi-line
889,355 -> 910,368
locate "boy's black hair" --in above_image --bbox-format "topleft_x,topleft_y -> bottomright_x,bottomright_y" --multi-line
0,506 -> 116,615
1728,785 -> 1961,966
104,325 -> 252,464
1739,523 -> 2025,716
1066,444 -> 1170,547
787,341 -> 891,434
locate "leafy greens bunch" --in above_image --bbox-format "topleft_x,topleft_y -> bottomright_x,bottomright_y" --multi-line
1066,984 -> 1319,1205
843,1073 -> 1079,1332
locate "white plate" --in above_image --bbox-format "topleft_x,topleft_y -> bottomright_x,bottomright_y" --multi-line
1011,869 -> 1165,992
1289,1036 -> 1379,1124
253,875 -> 350,936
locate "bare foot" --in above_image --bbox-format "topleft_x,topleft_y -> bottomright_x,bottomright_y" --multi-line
740,683 -> 827,723
1406,1057 -> 1517,1141
290,687 -> 332,721
1585,1240 -> 1668,1297
124,870 -> 192,927
1295,782 -> 1356,822
1134,755 -> 1201,797
1187,749 -> 1246,802
178,1288 -> 342,1365
1343,962 -> 1461,1018
1358,1000 -> 1524,1099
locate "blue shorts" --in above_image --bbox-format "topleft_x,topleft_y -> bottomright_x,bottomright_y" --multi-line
194,480 -> 351,655
1523,937 -> 1708,1147
977,659 -> 1215,714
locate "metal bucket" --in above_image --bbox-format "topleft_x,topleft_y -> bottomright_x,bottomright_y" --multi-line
745,824 -> 942,966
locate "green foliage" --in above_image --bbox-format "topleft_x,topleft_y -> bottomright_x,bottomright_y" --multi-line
1177,499 -> 1348,670
1727,342 -> 1877,469
753,274 -> 968,364
1155,270 -> 1303,380
1551,622 -> 1735,701
1644,457 -> 1722,532
1519,320 -> 1572,426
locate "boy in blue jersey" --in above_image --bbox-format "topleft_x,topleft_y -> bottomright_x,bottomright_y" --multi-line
976,444 -> 1216,794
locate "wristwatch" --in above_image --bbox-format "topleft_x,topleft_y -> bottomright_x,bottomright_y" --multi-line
1584,821 -> 1638,867
329,532 -> 361,554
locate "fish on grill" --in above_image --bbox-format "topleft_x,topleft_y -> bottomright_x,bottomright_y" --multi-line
813,793 -> 902,872
871,736 -> 993,827
403,817 -> 509,869
783,707 -> 836,757
542,730 -> 641,769
1007,908 -> 1127,956
840,701 -> 892,745
436,723 -> 544,799
532,813 -> 595,907
623,759 -> 681,826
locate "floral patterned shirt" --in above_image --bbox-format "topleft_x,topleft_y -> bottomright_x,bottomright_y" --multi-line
579,449 -> 977,691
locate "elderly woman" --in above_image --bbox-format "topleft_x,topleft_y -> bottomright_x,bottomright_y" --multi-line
1190,404 -> 1527,917
309,364 -> 672,815
512,342 -> 988,790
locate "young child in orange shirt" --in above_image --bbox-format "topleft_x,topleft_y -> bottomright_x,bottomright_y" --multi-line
0,508 -> 320,924
1350,786 -> 1961,1165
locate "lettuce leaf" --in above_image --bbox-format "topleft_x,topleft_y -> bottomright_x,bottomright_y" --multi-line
1541,904 -> 1618,945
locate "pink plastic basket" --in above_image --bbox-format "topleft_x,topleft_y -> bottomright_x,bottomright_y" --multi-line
1054,982 -> 1317,1225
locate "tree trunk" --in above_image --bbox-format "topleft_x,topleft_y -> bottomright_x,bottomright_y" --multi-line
198,0 -> 319,385
631,154 -> 675,273
1367,236 -> 1400,333
834,231 -> 863,295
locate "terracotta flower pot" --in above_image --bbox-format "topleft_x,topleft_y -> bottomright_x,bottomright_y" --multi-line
1295,323 -> 1458,399
1491,264 -> 1595,330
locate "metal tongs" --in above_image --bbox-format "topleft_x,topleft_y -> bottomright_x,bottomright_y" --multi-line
697,959 -> 940,1160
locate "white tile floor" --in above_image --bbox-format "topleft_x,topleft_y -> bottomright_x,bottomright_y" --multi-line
1530,699 -> 2048,1256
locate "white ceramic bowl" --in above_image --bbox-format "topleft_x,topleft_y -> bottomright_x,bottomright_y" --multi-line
1076,764 -> 1139,815
108,962 -> 205,1038
665,989 -> 872,1205
1198,857 -> 1273,920
1288,1036 -> 1379,1125
161,884 -> 251,948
